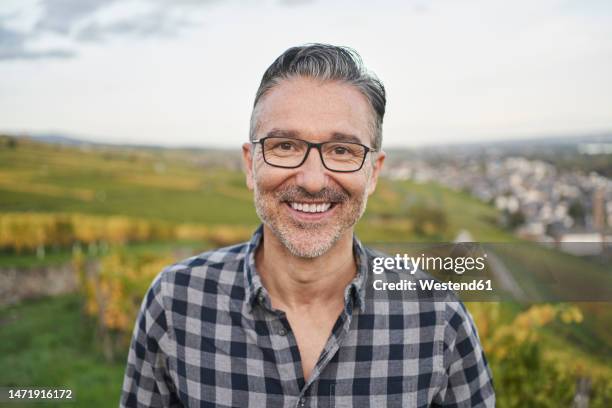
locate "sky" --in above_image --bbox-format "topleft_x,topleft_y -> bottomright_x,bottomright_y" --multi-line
1,0 -> 611,148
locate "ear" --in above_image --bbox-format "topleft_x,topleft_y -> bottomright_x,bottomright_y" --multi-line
242,142 -> 255,191
366,150 -> 386,196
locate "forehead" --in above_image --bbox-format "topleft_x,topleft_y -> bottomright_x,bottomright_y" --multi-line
255,77 -> 374,145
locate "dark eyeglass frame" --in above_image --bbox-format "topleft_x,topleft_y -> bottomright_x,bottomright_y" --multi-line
252,136 -> 378,173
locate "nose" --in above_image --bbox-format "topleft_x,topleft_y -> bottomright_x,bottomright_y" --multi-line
295,147 -> 329,193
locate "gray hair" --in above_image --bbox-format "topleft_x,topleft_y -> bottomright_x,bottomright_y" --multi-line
249,43 -> 386,150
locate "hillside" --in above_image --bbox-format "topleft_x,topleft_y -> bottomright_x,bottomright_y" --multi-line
1,137 -> 611,406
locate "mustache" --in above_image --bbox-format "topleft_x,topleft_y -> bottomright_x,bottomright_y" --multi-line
276,186 -> 349,203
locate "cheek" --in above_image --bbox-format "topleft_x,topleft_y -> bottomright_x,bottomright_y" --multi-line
253,160 -> 290,191
333,174 -> 369,197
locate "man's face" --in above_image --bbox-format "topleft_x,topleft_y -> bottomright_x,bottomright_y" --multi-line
242,77 -> 385,258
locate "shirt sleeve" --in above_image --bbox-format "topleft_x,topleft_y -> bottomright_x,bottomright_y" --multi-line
434,300 -> 495,407
120,273 -> 181,407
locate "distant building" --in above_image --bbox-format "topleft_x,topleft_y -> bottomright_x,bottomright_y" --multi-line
556,232 -> 612,256
593,189 -> 606,230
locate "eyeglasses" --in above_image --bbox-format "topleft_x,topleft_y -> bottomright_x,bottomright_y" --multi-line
252,136 -> 377,173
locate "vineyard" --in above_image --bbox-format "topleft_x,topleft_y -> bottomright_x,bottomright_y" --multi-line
0,212 -> 253,253
1,137 -> 611,406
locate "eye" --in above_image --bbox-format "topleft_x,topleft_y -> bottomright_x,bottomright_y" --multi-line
333,146 -> 349,155
269,139 -> 300,151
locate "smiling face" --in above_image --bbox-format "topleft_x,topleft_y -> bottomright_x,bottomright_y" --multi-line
243,76 -> 385,258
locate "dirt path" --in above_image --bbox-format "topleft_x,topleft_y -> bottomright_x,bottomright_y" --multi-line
454,229 -> 527,302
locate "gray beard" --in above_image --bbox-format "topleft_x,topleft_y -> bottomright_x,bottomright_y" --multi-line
253,184 -> 368,258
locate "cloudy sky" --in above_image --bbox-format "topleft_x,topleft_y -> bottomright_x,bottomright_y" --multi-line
1,0 -> 611,148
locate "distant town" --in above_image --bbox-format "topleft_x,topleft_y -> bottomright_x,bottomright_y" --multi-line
384,137 -> 612,255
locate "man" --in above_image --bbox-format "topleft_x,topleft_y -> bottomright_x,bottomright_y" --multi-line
121,44 -> 495,407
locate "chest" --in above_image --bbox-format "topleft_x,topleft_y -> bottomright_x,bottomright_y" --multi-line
168,307 -> 444,407
285,308 -> 341,381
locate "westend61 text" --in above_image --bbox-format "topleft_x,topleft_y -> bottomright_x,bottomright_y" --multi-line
373,279 -> 493,292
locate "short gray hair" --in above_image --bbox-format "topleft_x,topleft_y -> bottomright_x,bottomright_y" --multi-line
250,43 -> 386,150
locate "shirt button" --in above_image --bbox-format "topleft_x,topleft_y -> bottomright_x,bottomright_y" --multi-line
257,294 -> 265,304
278,327 -> 287,336
298,397 -> 306,407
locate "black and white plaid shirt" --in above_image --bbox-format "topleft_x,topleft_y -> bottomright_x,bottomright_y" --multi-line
121,226 -> 495,407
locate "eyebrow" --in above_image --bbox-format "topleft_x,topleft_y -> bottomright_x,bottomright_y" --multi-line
264,129 -> 363,144
265,129 -> 299,139
329,132 -> 362,144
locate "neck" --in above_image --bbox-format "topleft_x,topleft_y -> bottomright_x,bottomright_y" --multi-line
256,225 -> 357,311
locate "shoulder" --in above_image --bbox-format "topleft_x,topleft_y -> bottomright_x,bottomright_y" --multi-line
442,291 -> 480,344
147,241 -> 251,307
164,241 -> 249,279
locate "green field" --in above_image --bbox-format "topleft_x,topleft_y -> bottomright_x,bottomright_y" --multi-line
0,295 -> 125,407
1,137 -> 611,406
0,139 -> 256,225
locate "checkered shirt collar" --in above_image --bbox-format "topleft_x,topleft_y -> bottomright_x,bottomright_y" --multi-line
243,224 -> 369,312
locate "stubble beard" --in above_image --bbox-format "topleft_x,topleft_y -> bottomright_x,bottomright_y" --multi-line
254,182 -> 369,258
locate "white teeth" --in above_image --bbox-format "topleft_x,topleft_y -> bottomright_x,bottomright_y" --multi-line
289,202 -> 332,213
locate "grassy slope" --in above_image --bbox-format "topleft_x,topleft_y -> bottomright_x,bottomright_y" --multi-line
0,141 -> 257,225
0,295 -> 125,407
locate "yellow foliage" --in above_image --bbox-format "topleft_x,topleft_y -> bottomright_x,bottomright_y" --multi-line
1,212 -> 255,253
469,303 -> 585,355
175,224 -> 209,240
0,212 -> 217,252
561,306 -> 583,324
207,225 -> 252,247
75,250 -> 173,336
467,301 -> 611,399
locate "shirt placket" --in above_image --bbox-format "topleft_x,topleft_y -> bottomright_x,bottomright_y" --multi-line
256,292 -> 356,408
256,292 -> 305,403
295,296 -> 357,408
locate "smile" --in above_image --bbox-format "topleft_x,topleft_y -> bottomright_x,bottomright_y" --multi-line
289,202 -> 333,213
